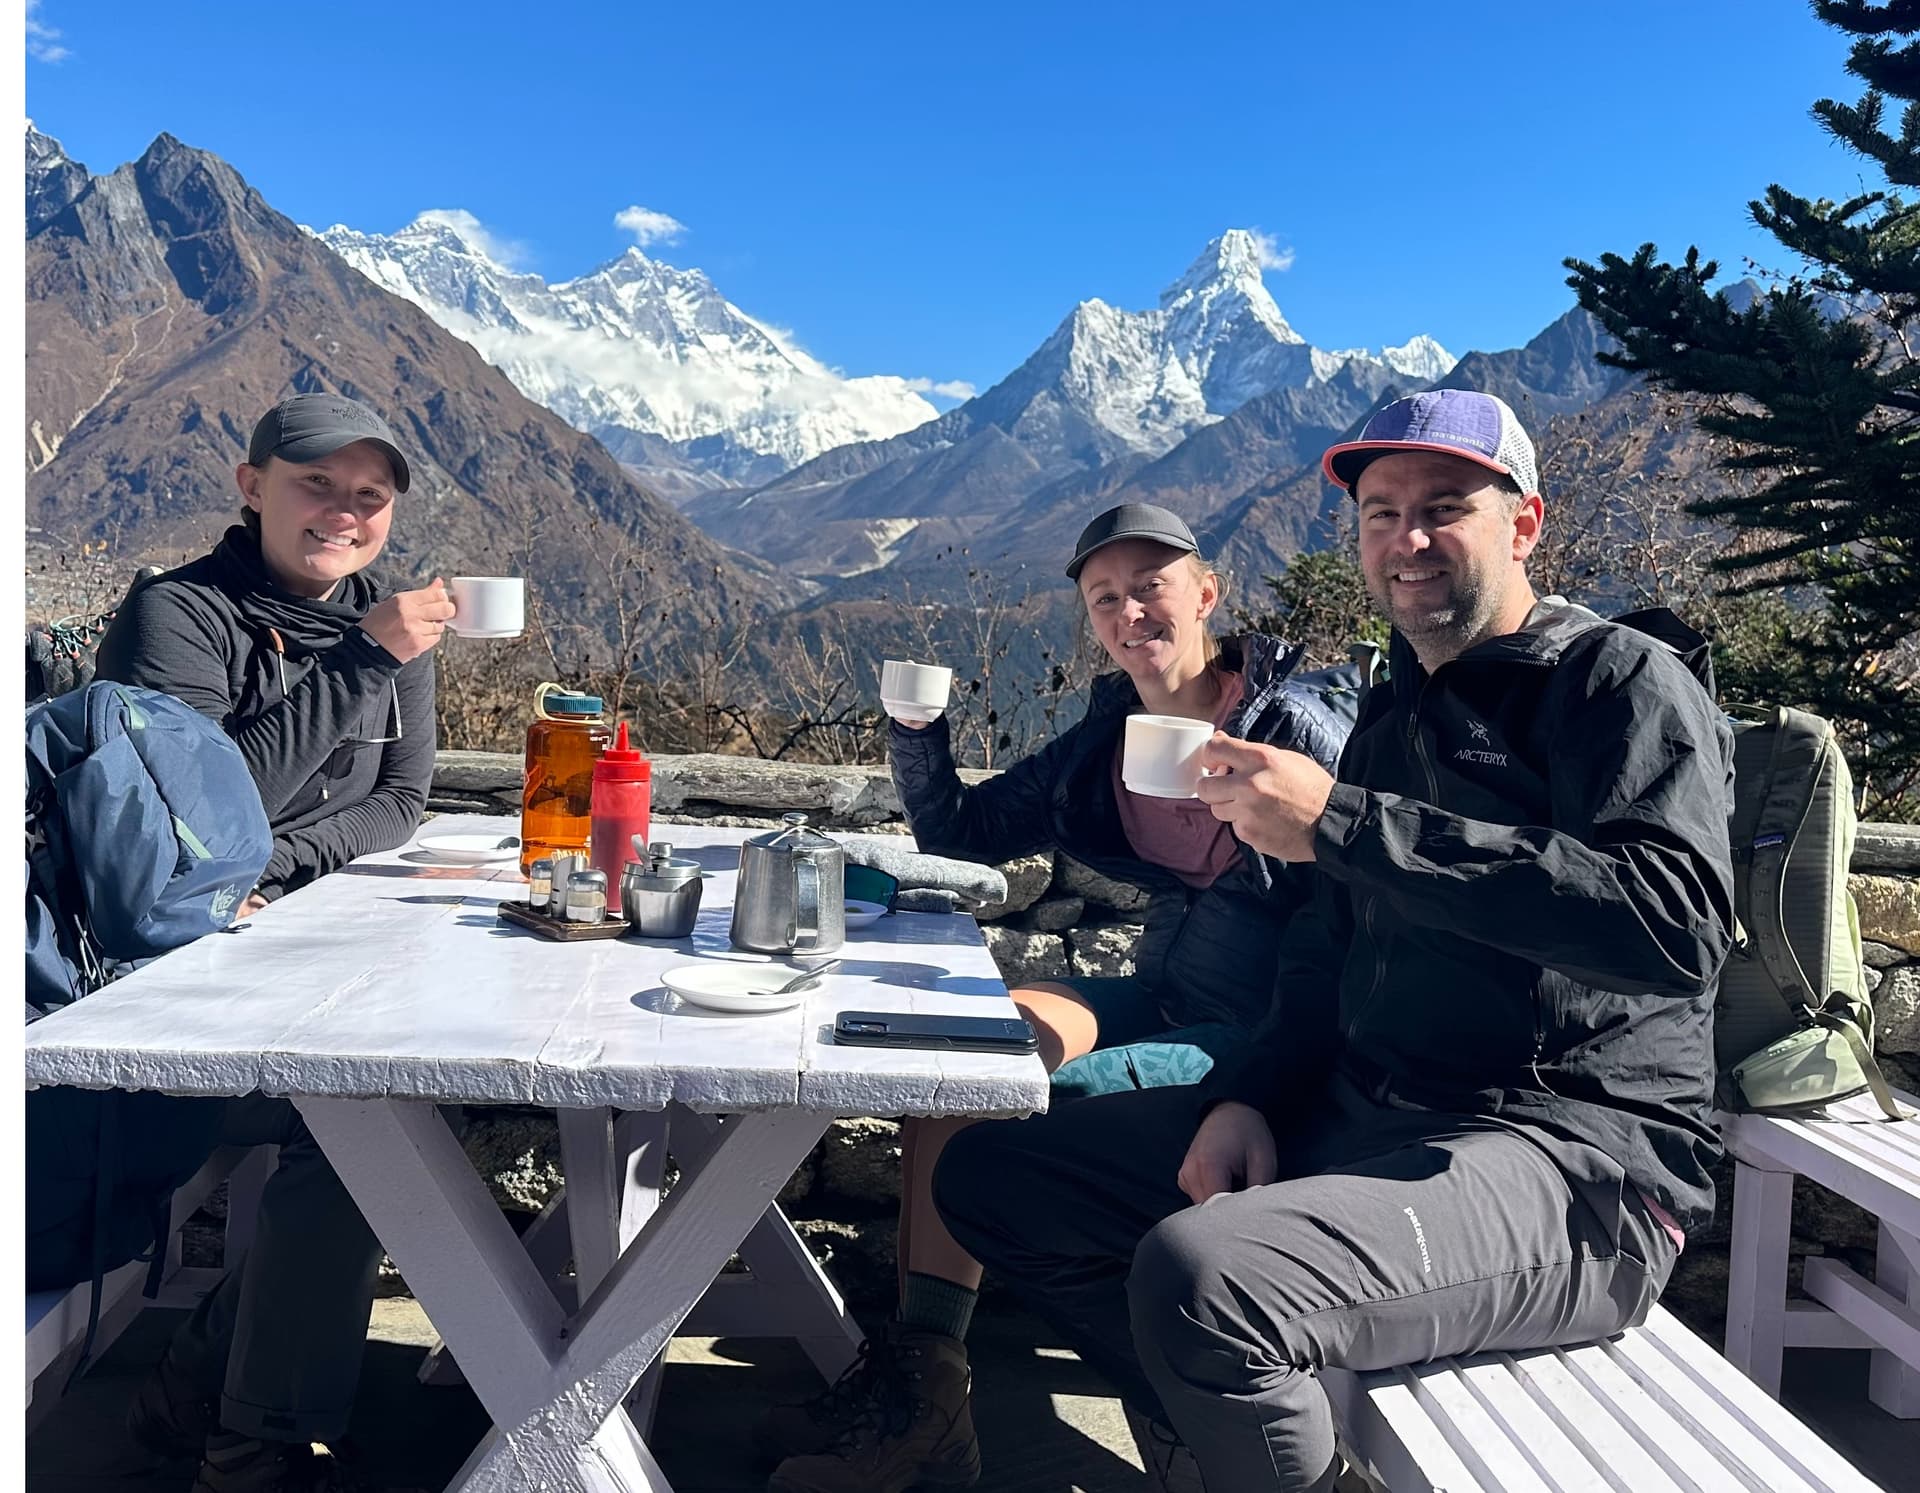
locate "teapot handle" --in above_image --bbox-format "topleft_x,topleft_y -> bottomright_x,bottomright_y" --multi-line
790,854 -> 820,951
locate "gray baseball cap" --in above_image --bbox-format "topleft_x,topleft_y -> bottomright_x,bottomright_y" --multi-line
1065,502 -> 1199,581
247,393 -> 411,492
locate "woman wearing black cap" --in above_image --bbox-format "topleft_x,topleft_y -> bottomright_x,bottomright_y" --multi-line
94,392 -> 451,1492
766,502 -> 1360,1493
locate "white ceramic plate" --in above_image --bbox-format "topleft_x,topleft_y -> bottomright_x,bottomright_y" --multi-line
844,900 -> 889,929
416,833 -> 522,864
881,696 -> 944,724
662,964 -> 815,1014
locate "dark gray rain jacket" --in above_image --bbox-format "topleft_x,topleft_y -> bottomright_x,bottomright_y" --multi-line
889,634 -> 1360,1030
1203,601 -> 1737,1231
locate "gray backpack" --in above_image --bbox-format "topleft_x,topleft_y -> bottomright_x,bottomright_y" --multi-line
1716,706 -> 1906,1119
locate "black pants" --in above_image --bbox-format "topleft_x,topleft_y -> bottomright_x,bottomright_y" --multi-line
933,1075 -> 1676,1492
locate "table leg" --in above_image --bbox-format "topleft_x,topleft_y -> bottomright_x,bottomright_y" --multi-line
1869,1222 -> 1920,1417
559,1108 -> 623,1296
669,1106 -> 863,1381
298,1095 -> 826,1493
1724,1159 -> 1793,1397
612,1110 -> 669,1439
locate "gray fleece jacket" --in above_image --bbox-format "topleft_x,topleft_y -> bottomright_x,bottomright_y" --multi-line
94,527 -> 436,901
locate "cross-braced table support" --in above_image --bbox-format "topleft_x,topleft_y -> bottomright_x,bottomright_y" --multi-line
300,1097 -> 829,1493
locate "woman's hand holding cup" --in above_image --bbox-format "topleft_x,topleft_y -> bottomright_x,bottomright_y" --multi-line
362,578 -> 456,662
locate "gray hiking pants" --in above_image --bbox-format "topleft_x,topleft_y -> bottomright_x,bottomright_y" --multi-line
934,1073 -> 1678,1492
167,1096 -> 384,1444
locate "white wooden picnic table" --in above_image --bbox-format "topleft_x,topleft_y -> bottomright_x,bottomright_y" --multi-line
24,815 -> 1049,1493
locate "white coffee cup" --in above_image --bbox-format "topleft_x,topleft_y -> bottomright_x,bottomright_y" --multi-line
1122,714 -> 1216,799
448,576 -> 525,640
881,659 -> 953,723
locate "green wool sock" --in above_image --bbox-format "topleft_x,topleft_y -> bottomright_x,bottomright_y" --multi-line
899,1270 -> 978,1343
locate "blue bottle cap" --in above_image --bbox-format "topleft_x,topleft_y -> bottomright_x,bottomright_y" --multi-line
546,692 -> 603,715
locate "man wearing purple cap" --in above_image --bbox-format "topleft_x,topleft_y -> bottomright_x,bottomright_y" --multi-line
934,390 -> 1736,1491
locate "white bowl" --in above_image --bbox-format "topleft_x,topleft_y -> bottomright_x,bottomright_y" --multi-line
661,964 -> 815,1014
881,696 -> 945,724
416,833 -> 522,864
844,900 -> 889,930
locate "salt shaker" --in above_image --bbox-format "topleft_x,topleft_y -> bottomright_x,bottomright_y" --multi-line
564,869 -> 609,924
529,857 -> 554,907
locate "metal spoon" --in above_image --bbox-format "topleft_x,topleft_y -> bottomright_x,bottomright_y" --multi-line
771,958 -> 842,995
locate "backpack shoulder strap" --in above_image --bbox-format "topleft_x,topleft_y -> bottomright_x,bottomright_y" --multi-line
1744,707 -> 1824,1012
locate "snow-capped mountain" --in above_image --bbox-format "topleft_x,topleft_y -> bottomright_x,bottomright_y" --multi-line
312,214 -> 940,490
962,228 -> 1452,462
688,229 -> 1455,576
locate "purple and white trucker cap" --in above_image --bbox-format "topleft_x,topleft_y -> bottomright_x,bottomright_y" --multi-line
1321,389 -> 1539,500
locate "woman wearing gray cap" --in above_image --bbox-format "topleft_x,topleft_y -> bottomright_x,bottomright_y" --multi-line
766,502 -> 1360,1493
94,392 -> 451,1492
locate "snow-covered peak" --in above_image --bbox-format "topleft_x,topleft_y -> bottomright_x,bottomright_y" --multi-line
26,119 -> 66,168
1159,228 -> 1303,348
1379,334 -> 1457,381
310,215 -> 939,481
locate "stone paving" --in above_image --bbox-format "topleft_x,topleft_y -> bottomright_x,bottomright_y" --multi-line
26,1294 -> 1919,1492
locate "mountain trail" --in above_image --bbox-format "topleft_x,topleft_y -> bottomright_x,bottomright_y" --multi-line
57,300 -> 177,454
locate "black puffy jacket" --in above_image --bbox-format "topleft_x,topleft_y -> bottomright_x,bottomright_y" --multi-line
1204,602 -> 1737,1231
888,634 -> 1360,1029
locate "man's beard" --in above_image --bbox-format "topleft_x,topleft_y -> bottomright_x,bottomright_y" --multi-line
1367,564 -> 1499,656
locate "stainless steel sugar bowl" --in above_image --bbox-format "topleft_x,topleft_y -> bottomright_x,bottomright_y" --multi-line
730,812 -> 845,955
620,842 -> 703,939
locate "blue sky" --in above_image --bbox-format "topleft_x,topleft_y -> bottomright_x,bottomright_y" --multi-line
27,0 -> 1864,400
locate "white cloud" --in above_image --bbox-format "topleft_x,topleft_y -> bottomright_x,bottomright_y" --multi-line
413,208 -> 532,269
614,205 -> 688,248
27,1 -> 69,62
905,377 -> 977,401
1251,230 -> 1295,273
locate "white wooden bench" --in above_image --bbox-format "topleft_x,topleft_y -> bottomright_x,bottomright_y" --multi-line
26,1142 -> 273,1429
1324,1305 -> 1883,1492
1719,1087 -> 1920,1416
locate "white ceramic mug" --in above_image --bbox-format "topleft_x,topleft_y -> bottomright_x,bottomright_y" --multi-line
881,660 -> 953,723
448,576 -> 525,639
1121,714 -> 1216,798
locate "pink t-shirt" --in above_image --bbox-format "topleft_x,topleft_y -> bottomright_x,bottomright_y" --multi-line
1112,671 -> 1246,889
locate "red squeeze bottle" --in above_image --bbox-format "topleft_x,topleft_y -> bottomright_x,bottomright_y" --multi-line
588,722 -> 652,887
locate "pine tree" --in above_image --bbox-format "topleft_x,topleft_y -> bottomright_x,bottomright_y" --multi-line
1566,0 -> 1920,815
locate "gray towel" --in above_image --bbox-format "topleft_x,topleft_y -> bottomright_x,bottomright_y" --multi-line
839,834 -> 1008,906
895,888 -> 964,915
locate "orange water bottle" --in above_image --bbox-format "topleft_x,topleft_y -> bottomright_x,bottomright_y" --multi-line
589,721 -> 652,886
520,684 -> 612,877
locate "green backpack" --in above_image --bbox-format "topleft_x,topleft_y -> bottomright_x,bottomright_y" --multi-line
1716,706 -> 1907,1119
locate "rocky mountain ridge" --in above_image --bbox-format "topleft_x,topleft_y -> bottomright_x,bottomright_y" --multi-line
23,124 -> 791,653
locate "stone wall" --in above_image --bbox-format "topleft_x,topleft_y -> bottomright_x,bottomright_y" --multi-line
434,752 -> 1920,1330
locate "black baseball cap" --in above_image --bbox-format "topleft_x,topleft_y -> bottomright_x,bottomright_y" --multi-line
247,393 -> 411,492
1065,502 -> 1199,581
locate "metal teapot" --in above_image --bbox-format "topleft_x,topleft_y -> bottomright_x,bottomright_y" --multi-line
730,813 -> 845,955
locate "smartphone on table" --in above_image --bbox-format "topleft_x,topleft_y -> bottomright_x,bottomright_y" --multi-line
832,1011 -> 1039,1055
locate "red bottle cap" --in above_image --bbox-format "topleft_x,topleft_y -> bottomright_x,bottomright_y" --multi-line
593,721 -> 651,783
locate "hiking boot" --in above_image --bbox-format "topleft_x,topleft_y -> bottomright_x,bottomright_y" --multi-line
1124,1405 -> 1205,1492
126,1351 -> 218,1460
192,1434 -> 365,1493
759,1333 -> 892,1459
767,1326 -> 979,1493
